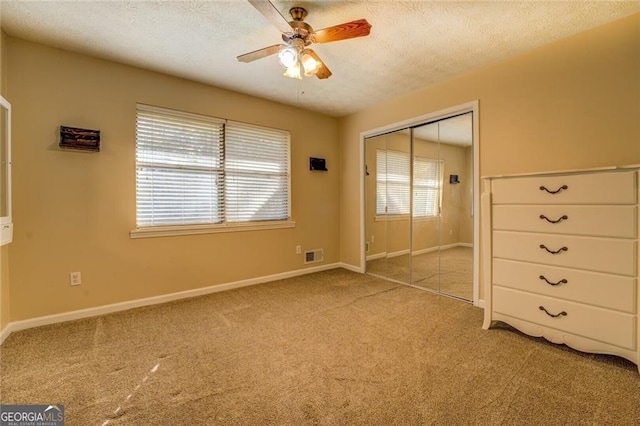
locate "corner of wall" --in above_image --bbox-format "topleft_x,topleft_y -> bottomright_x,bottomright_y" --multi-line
1,30 -> 6,97
0,245 -> 10,340
0,17 -> 11,336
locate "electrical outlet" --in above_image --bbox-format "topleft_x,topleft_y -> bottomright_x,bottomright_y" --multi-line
371,235 -> 375,243
296,245 -> 301,255
70,272 -> 82,286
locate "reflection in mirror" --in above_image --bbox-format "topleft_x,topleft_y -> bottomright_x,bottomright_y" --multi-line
0,96 -> 12,246
365,112 -> 474,302
411,113 -> 473,300
409,126 -> 443,293
365,130 -> 411,284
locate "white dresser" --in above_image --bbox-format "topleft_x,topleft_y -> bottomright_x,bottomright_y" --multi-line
481,167 -> 639,372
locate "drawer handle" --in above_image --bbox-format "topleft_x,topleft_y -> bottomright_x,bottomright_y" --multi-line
539,184 -> 568,194
539,244 -> 568,254
539,214 -> 568,224
539,306 -> 567,318
539,275 -> 568,286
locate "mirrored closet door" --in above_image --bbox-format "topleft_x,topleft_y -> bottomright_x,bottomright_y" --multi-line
365,112 -> 474,302
364,130 -> 411,284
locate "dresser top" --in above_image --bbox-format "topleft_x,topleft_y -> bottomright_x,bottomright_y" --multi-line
482,164 -> 640,180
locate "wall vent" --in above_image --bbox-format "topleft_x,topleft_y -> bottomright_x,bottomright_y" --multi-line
304,249 -> 324,264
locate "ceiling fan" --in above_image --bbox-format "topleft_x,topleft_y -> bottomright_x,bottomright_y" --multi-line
237,0 -> 372,80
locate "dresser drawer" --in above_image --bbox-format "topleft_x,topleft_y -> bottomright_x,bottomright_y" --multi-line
492,205 -> 637,238
493,259 -> 637,313
493,286 -> 636,350
493,231 -> 637,276
491,171 -> 636,205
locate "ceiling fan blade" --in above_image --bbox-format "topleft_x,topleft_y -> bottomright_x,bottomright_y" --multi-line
248,0 -> 293,34
311,19 -> 372,44
237,44 -> 283,63
306,49 -> 332,80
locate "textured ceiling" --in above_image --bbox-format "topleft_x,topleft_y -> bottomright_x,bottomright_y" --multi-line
414,113 -> 473,147
1,1 -> 639,117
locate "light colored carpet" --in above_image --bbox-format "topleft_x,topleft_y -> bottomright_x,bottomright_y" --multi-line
412,246 -> 473,301
367,246 -> 473,301
1,269 -> 638,425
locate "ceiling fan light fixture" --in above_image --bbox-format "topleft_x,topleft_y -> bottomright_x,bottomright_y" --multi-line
278,46 -> 298,68
301,51 -> 321,76
241,1 -> 370,80
283,63 -> 302,80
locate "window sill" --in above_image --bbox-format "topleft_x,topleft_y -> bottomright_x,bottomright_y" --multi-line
130,220 -> 296,239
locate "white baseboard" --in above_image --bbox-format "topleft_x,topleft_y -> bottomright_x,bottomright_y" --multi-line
0,322 -> 12,345
411,246 -> 439,256
0,262 -> 344,345
365,252 -> 386,261
476,299 -> 485,309
339,262 -> 365,273
414,242 -> 470,256
388,249 -> 410,258
369,243 -> 473,258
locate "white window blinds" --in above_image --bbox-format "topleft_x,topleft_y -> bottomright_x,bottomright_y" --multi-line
376,150 -> 443,218
225,121 -> 290,222
136,105 -> 225,227
136,105 -> 290,228
413,157 -> 443,218
376,150 -> 410,215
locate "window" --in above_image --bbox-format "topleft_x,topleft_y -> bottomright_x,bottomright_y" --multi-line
225,122 -> 290,223
376,149 -> 410,215
413,156 -> 444,218
135,104 -> 290,231
376,149 -> 442,218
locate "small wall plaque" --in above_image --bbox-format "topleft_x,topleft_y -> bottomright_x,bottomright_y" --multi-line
60,126 -> 100,152
310,157 -> 328,172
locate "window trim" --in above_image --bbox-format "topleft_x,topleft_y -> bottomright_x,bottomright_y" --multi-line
130,219 -> 296,239
131,104 -> 294,238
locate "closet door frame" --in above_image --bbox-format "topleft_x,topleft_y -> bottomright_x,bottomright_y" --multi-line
359,100 -> 481,307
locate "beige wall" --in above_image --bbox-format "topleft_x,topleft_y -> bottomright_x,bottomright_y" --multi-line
6,37 -> 340,321
339,13 -> 640,271
0,25 -> 10,332
0,245 -> 8,329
